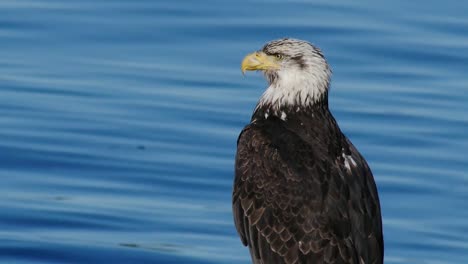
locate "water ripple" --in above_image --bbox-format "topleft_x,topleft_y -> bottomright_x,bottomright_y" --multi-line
0,1 -> 467,263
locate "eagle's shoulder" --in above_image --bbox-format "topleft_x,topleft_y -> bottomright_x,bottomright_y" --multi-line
233,119 -> 383,264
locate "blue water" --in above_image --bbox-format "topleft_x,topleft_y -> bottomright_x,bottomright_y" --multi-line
1,1 -> 467,263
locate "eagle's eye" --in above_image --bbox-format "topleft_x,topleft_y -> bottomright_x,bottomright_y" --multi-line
275,54 -> 283,60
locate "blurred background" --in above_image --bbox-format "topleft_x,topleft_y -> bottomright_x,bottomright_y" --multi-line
0,0 -> 467,263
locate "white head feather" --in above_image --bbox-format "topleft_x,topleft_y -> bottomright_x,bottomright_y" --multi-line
256,38 -> 332,111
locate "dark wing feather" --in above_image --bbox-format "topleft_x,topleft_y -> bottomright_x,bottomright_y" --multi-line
344,139 -> 384,264
233,122 -> 383,264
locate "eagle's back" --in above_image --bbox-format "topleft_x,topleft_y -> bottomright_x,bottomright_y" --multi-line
233,110 -> 383,264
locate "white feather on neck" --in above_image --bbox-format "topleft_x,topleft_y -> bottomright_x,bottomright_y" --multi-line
256,55 -> 331,113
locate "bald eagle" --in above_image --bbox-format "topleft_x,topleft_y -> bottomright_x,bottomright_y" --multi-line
233,38 -> 383,264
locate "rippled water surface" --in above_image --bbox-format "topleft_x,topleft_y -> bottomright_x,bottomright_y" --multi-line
1,1 -> 467,263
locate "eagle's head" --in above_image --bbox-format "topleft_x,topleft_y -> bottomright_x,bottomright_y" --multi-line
241,38 -> 331,111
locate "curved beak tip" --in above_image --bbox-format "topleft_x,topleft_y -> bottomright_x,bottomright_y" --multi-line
240,51 -> 278,76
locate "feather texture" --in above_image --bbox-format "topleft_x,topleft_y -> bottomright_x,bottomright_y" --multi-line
233,105 -> 383,264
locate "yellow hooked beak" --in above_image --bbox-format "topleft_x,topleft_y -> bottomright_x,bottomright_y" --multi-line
241,51 -> 280,75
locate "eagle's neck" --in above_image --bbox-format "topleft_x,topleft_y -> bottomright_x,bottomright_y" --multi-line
252,95 -> 329,122
254,90 -> 329,120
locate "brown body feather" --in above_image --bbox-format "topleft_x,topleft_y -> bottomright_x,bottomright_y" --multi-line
233,104 -> 383,264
